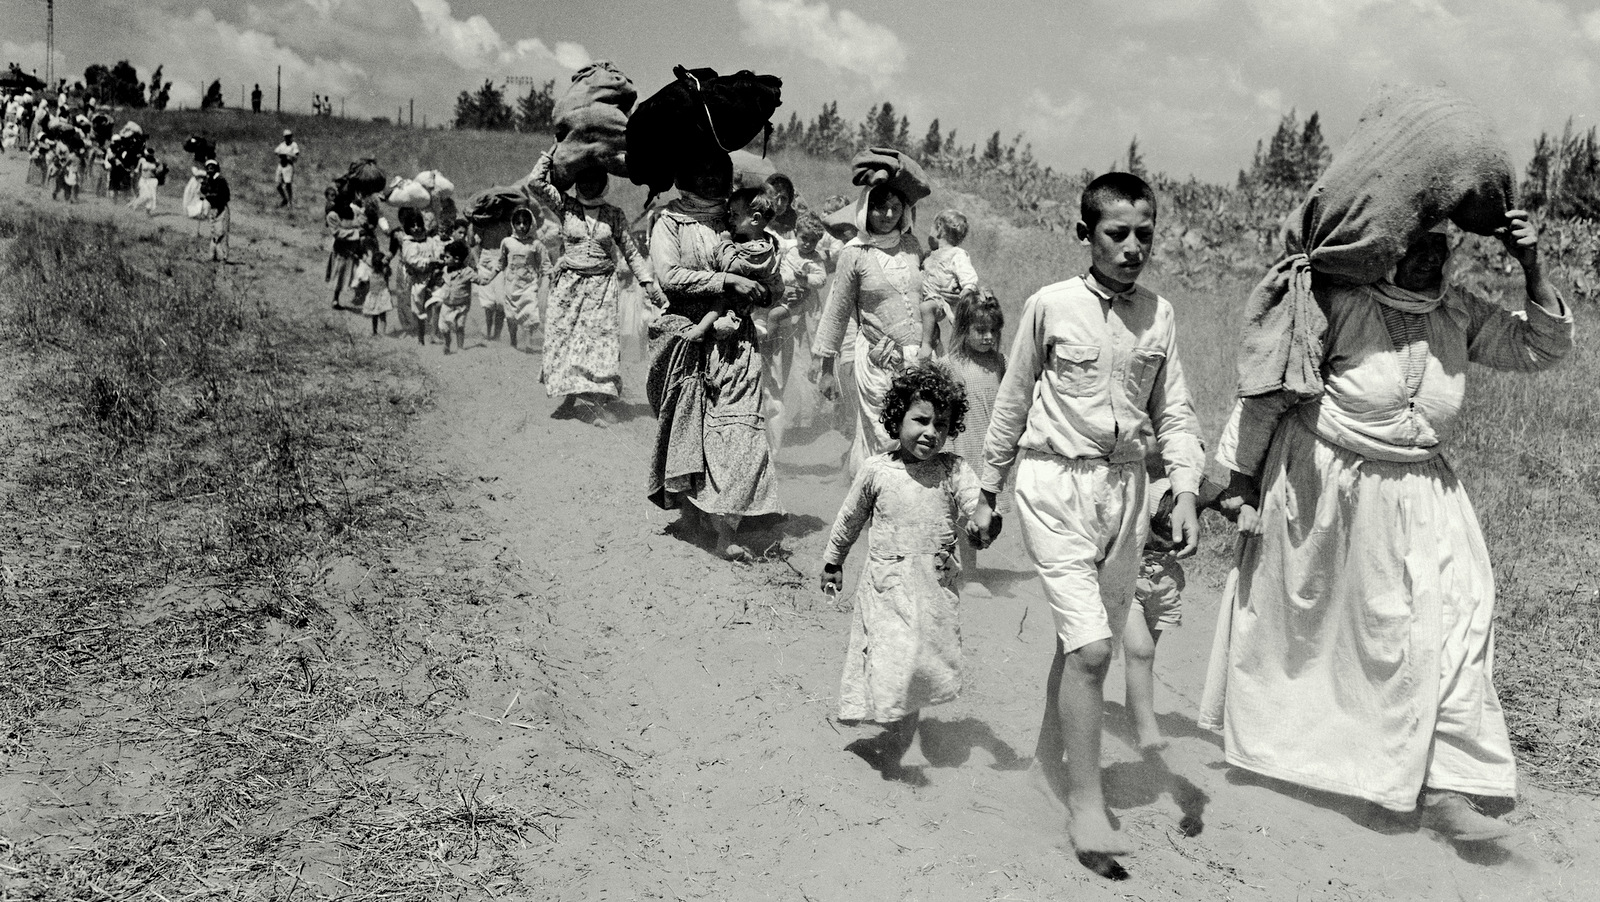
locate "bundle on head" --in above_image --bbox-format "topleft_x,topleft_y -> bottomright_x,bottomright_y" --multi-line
551,61 -> 635,184
338,157 -> 387,198
1238,83 -> 1514,401
626,65 -> 783,201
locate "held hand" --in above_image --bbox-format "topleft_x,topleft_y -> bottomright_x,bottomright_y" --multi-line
817,370 -> 841,401
820,567 -> 844,597
1496,209 -> 1539,269
967,506 -> 994,550
1237,503 -> 1262,537
913,344 -> 935,364
1171,492 -> 1201,560
1214,471 -> 1260,523
726,275 -> 764,302
645,281 -> 668,308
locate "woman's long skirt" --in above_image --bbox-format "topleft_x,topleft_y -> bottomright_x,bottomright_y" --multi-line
1199,416 -> 1516,812
544,269 -> 621,398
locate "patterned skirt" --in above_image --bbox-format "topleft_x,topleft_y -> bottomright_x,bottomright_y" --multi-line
544,269 -> 620,398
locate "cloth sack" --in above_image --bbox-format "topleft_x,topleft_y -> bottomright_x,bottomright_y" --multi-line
851,147 -> 931,205
627,65 -> 784,197
182,134 -> 213,165
338,157 -> 387,197
552,103 -> 629,181
467,185 -> 527,225
386,177 -> 431,209
1237,84 -> 1515,399
414,169 -> 454,198
552,61 -> 637,125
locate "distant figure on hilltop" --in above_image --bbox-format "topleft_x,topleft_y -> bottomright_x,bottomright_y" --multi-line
274,129 -> 299,207
251,84 -> 262,113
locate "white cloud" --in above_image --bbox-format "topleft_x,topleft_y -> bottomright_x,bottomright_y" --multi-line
1583,10 -> 1600,43
736,0 -> 907,87
412,0 -> 591,73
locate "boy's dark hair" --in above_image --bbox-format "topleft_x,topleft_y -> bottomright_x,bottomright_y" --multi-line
450,217 -> 471,234
880,362 -> 968,441
764,173 -> 795,201
443,238 -> 469,259
953,289 -> 1004,347
933,209 -> 969,244
1080,172 -> 1157,230
730,187 -> 775,220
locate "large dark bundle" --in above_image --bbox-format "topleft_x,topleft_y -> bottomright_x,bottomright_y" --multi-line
182,135 -> 214,164
1237,84 -> 1515,399
466,185 -> 527,225
337,157 -> 387,197
627,65 -> 782,196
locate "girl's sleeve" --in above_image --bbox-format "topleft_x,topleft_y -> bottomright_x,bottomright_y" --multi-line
949,456 -> 982,529
812,247 -> 860,358
1463,287 -> 1574,373
519,151 -> 566,211
650,216 -> 727,299
823,462 -> 877,568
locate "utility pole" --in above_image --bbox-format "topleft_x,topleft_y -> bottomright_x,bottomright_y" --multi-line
276,65 -> 281,113
45,1 -> 54,87
409,99 -> 414,128
340,97 -> 345,118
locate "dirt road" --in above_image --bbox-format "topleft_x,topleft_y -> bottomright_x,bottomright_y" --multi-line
7,154 -> 1599,901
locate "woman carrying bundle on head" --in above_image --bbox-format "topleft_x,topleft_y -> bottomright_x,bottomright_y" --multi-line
1202,86 -> 1575,844
811,148 -> 933,476
523,145 -> 664,423
646,153 -> 784,560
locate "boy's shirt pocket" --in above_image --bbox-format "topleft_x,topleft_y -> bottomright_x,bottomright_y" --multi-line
1128,347 -> 1167,404
1047,341 -> 1101,397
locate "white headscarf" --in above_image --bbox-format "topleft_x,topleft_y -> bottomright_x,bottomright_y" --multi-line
846,184 -> 915,251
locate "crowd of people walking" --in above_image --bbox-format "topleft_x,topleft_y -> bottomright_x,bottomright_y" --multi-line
7,71 -> 1575,880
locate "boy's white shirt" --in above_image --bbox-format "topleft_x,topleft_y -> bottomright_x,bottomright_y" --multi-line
981,271 -> 1205,497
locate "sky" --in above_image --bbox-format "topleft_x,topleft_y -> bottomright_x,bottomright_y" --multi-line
4,0 -> 1600,183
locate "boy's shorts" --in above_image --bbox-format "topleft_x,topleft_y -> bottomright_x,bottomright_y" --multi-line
438,302 -> 469,329
1015,450 -> 1148,654
1131,550 -> 1184,630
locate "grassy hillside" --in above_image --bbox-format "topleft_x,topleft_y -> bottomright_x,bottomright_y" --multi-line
115,109 -> 1600,791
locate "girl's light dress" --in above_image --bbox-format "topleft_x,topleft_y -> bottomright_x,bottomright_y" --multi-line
825,450 -> 981,724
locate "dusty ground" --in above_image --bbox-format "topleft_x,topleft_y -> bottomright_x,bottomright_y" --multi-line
3,152 -> 1599,901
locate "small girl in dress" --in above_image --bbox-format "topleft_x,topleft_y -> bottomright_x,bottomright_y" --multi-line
943,291 -> 1006,592
820,363 -> 995,783
484,207 -> 553,348
360,258 -> 396,336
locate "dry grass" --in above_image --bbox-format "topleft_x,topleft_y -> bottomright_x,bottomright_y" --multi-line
0,207 -> 568,900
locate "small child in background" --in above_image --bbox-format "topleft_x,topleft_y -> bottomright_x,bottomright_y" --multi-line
821,363 -> 994,785
430,239 -> 478,354
944,290 -> 1007,593
922,209 -> 981,354
361,259 -> 396,336
1124,457 -> 1185,753
397,212 -> 445,345
485,207 -> 553,349
777,211 -> 829,437
1,120 -> 17,153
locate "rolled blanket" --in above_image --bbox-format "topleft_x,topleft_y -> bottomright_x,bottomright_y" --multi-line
851,147 -> 931,205
551,103 -> 629,181
553,61 -> 636,125
1237,84 -> 1515,399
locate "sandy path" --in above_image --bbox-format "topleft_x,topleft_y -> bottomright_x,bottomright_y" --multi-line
8,154 -> 1599,900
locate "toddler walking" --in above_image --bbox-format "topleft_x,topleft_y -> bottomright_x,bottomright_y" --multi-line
821,364 -> 995,784
1124,458 -> 1185,753
430,239 -> 479,354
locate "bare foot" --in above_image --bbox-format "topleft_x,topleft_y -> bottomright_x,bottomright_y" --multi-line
1135,724 -> 1169,753
1068,803 -> 1132,856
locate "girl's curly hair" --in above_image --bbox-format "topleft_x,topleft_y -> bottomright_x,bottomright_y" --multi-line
880,361 -> 968,442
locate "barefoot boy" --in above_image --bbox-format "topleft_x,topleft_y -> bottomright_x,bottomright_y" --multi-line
978,173 -> 1203,859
